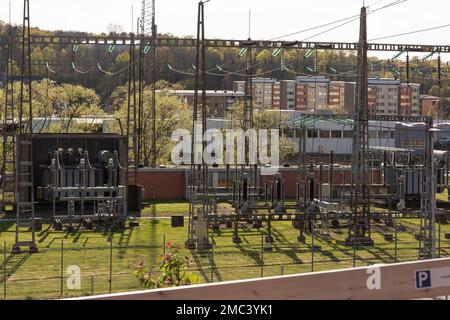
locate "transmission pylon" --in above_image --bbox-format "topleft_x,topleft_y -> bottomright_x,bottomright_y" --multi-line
140,0 -> 157,167
347,6 -> 372,246
14,0 -> 37,253
186,1 -> 212,250
127,34 -> 138,185
1,33 -> 16,215
419,117 -> 436,259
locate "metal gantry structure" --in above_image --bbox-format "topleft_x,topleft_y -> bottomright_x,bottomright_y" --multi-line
0,1 -> 446,258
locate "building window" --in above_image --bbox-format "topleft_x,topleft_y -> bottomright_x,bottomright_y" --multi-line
381,131 -> 390,139
307,130 -> 318,138
343,130 -> 353,138
331,130 -> 342,138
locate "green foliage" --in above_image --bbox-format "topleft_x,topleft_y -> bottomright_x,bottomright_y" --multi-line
0,23 -> 448,102
0,80 -> 105,132
224,101 -> 296,163
112,82 -> 191,165
133,241 -> 200,289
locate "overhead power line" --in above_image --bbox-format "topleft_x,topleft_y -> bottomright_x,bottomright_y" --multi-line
268,0 -> 408,41
369,23 -> 450,41
268,13 -> 361,41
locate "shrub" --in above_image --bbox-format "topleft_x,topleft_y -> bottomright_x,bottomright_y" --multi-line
133,241 -> 200,289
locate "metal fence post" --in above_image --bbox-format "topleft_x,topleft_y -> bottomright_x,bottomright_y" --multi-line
311,227 -> 315,272
210,231 -> 214,283
60,240 -> 64,297
281,265 -> 284,276
3,242 -> 6,300
352,231 -> 356,268
394,221 -> 398,263
163,234 -> 166,256
91,274 -> 94,296
109,239 -> 113,293
260,234 -> 264,278
438,222 -> 442,258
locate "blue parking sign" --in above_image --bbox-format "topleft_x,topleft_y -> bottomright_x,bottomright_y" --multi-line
415,270 -> 431,289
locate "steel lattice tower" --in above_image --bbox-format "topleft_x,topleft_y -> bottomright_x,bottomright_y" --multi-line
348,6 -> 372,246
140,0 -> 157,167
186,1 -> 211,250
1,30 -> 17,214
14,0 -> 37,253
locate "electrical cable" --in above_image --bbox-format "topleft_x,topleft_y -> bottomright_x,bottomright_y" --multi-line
269,0 -> 408,42
369,23 -> 450,42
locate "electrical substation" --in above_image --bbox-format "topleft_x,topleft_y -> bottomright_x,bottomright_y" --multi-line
1,0 -> 449,271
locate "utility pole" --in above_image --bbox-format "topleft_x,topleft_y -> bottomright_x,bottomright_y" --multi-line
347,6 -> 372,247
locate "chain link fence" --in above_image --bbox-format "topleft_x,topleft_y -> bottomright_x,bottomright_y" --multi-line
1,221 -> 449,300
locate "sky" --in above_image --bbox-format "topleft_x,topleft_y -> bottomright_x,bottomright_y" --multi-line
1,0 -> 449,60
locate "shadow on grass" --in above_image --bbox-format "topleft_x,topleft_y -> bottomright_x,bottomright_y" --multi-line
0,252 -> 32,281
190,249 -> 210,282
0,215 -> 16,234
37,225 -> 53,243
270,227 -> 295,246
235,243 -> 263,266
209,240 -> 223,282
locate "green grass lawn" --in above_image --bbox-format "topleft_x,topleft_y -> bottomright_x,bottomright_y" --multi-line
141,201 -> 190,217
1,203 -> 450,300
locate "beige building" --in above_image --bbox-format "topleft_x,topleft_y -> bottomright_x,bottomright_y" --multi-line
296,76 -> 331,110
159,90 -> 245,117
367,78 -> 420,116
252,78 -> 276,110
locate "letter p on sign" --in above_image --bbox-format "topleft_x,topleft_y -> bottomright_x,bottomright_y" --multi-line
415,270 -> 431,289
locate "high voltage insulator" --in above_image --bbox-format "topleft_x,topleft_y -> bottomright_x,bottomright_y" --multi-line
238,48 -> 248,57
272,48 -> 282,57
391,50 -> 404,60
305,48 -> 315,58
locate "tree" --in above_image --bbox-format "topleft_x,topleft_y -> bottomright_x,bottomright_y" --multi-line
429,85 -> 441,97
113,83 -> 191,166
107,23 -> 124,35
0,80 -> 106,132
224,101 -> 296,164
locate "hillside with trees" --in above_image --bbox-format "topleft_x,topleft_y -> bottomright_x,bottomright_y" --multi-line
1,21 -> 448,110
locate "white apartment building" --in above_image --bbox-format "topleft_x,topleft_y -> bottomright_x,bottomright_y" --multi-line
252,78 -> 276,110
368,78 -> 400,115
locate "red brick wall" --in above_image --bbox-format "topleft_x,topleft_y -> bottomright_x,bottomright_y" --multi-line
136,168 -> 382,201
137,170 -> 185,201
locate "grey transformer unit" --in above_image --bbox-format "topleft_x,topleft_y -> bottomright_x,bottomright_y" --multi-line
31,134 -> 128,230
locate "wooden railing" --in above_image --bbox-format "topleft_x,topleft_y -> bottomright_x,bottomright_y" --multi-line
78,258 -> 450,300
